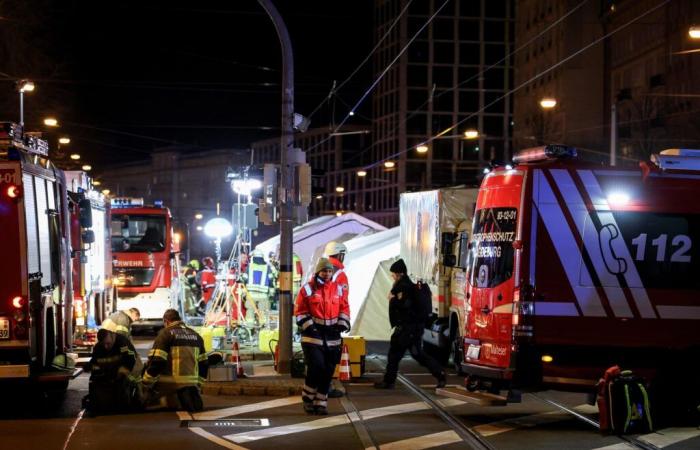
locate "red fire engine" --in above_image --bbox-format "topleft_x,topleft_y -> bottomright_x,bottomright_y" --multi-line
110,197 -> 181,328
0,122 -> 79,388
462,145 -> 700,402
65,171 -> 112,349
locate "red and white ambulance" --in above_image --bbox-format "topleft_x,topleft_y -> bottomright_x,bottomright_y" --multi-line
110,197 -> 181,328
462,145 -> 700,396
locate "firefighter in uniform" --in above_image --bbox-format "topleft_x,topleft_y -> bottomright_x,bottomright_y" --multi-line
101,307 -> 143,379
374,259 -> 446,389
246,250 -> 272,323
101,308 -> 140,338
324,241 -> 349,399
183,259 -> 201,317
142,309 -> 209,412
84,328 -> 139,414
294,258 -> 350,415
197,257 -> 217,314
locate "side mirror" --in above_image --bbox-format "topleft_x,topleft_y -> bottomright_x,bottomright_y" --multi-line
78,198 -> 93,228
82,229 -> 95,244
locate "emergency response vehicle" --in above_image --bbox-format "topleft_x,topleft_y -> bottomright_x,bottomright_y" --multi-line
110,197 -> 181,328
399,188 -> 478,371
461,145 -> 700,404
0,122 -> 79,389
65,171 -> 112,349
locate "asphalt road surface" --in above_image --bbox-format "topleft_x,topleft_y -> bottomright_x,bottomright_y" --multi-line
1,339 -> 698,450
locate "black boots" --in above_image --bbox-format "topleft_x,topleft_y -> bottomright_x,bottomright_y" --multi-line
436,372 -> 447,389
373,381 -> 395,389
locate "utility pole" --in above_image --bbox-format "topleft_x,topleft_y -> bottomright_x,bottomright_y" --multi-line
610,103 -> 617,166
258,0 -> 294,374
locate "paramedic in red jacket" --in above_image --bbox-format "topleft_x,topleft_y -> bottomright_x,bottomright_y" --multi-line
294,257 -> 350,415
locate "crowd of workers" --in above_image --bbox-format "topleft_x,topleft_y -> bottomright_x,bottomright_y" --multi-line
85,241 -> 444,416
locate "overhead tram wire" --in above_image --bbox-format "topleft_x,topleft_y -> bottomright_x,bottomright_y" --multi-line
305,0 -> 414,122
363,0 -> 673,170
344,0 -> 591,166
306,0 -> 452,154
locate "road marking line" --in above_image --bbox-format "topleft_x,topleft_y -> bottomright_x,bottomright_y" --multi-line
193,396 -> 301,420
177,411 -> 193,420
473,404 -> 592,437
377,430 -> 462,450
225,401 -> 430,443
189,427 -> 249,450
591,444 -> 637,450
435,398 -> 465,408
637,427 -> 700,448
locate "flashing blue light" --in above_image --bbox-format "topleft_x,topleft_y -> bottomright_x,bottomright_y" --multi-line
154,200 -> 163,207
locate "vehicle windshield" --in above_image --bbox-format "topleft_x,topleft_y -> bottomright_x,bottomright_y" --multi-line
111,214 -> 166,253
468,207 -> 517,288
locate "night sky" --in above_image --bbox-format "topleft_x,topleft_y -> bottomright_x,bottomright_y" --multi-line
1,0 -> 374,167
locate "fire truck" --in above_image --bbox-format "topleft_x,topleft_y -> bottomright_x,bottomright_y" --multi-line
0,122 -> 79,389
65,171 -> 112,349
110,197 -> 181,328
461,145 -> 700,404
399,188 -> 478,371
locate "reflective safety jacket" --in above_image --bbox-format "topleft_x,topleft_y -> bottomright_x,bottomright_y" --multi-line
294,278 -> 350,347
329,257 -> 349,301
142,321 -> 208,388
247,255 -> 270,294
101,311 -> 133,338
199,268 -> 216,302
89,333 -> 137,381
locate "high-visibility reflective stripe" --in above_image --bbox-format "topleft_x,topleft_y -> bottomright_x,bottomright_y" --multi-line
303,384 -> 317,393
303,284 -> 312,296
142,372 -> 157,384
338,318 -> 350,329
198,376 -> 206,384
301,337 -> 324,345
332,269 -> 344,282
301,319 -> 313,330
149,349 -> 169,360
158,374 -> 200,384
326,339 -> 341,346
197,353 -> 208,362
295,314 -> 310,322
312,317 -> 338,326
338,313 -> 350,321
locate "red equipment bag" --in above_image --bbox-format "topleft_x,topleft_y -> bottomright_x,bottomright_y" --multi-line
596,365 -> 621,433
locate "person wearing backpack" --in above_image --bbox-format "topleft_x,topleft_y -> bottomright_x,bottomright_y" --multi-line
374,259 -> 446,389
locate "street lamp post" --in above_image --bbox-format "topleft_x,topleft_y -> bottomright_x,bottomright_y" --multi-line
16,80 -> 35,128
258,0 -> 295,374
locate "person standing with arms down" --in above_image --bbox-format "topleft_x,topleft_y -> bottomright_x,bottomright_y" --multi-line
142,309 -> 209,412
324,241 -> 349,398
294,258 -> 350,415
374,259 -> 446,389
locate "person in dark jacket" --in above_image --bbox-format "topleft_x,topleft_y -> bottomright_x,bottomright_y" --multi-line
374,259 -> 446,389
142,309 -> 208,412
83,329 -> 139,414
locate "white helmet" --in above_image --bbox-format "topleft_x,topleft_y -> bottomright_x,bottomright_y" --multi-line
324,241 -> 347,257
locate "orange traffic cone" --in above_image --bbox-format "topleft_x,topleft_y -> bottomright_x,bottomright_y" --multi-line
339,344 -> 351,382
231,340 -> 246,378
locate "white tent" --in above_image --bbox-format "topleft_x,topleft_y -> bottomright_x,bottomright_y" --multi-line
254,213 -> 386,274
350,258 -> 399,341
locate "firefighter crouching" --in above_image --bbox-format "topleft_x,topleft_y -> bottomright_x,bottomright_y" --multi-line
83,329 -> 140,415
295,258 -> 350,415
101,308 -> 140,338
142,309 -> 209,412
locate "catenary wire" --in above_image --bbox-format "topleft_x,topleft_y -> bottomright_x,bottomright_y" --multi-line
363,0 -> 672,170
305,0 -> 452,154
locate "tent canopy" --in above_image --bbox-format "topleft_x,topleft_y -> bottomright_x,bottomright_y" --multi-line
255,212 -> 386,275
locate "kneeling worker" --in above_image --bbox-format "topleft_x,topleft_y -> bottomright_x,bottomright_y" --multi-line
84,329 -> 139,414
142,309 -> 208,412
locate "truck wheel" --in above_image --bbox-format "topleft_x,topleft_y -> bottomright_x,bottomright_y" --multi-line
466,375 -> 480,392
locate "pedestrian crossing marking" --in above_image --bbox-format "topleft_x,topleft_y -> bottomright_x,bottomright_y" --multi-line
375,430 -> 462,450
637,427 -> 700,448
190,427 -> 248,450
473,404 -> 591,437
225,401 -> 431,443
590,444 -> 637,450
192,396 -> 301,420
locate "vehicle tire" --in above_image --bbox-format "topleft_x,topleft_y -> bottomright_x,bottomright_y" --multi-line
466,375 -> 480,392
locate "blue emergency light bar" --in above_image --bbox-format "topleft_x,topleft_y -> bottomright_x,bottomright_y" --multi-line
513,144 -> 577,164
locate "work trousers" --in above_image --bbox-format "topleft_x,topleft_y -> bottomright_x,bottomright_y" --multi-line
384,324 -> 443,384
301,343 -> 341,408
